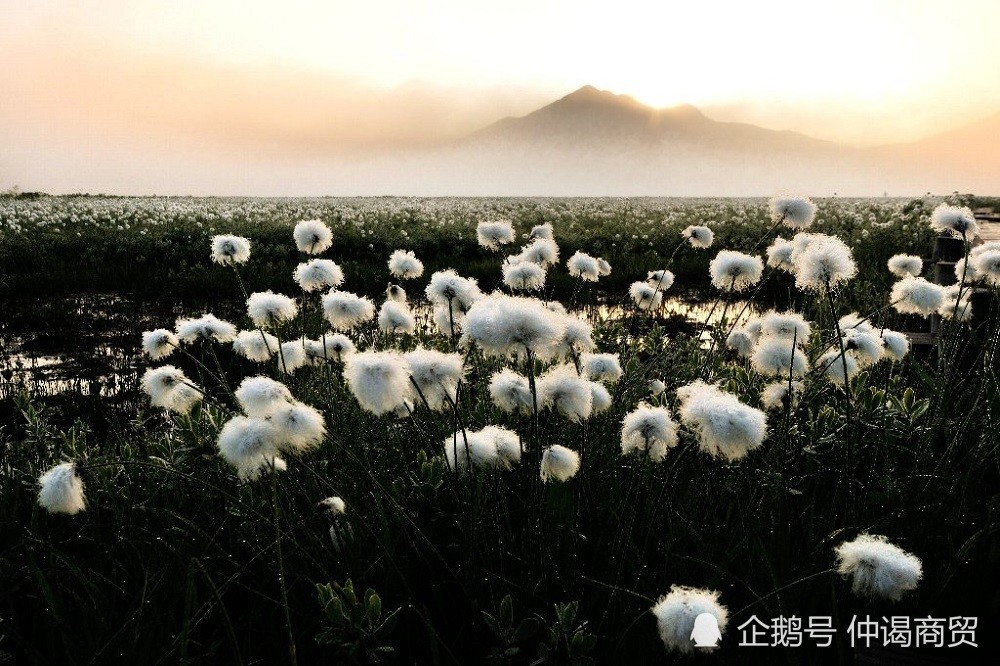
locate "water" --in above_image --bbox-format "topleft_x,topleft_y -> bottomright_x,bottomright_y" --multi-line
0,293 -> 752,397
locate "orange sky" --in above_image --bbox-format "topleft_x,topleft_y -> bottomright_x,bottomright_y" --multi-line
1,1 -> 998,194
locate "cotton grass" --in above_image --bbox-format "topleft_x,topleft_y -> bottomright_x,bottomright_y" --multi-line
651,586 -> 728,654
567,251 -> 601,281
835,534 -> 922,601
293,219 -> 333,254
676,382 -> 767,461
211,235 -> 251,266
793,236 -> 857,292
323,291 -> 376,330
294,259 -> 344,292
142,365 -> 202,414
387,249 -> 424,279
682,225 -> 714,248
540,445 -> 581,482
233,330 -> 278,362
247,291 -> 298,327
769,196 -> 817,229
621,405 -> 678,462
142,329 -> 178,360
709,251 -> 763,291
344,351 -> 412,416
887,254 -> 922,278
477,220 -> 516,250
890,277 -> 945,316
176,314 -> 238,343
929,204 -> 979,239
38,462 -> 86,515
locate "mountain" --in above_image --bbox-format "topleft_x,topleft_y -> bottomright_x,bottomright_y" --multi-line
471,85 -> 832,153
328,86 -> 999,196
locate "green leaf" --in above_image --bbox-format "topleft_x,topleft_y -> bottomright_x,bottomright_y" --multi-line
366,590 -> 382,625
513,617 -> 541,642
500,595 -> 513,629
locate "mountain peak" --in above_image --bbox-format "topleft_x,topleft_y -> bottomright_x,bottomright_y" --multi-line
559,85 -> 647,110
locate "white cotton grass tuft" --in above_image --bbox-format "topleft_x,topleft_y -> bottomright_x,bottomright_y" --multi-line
529,223 -> 553,240
682,225 -> 714,248
489,369 -> 534,414
444,430 -> 500,473
294,259 -> 344,292
744,317 -> 764,341
537,364 -> 594,422
142,329 -> 179,360
750,337 -> 808,378
621,404 -> 679,462
709,251 -> 763,291
319,496 -> 346,516
929,203 -> 979,239
425,270 -> 482,310
176,314 -> 237,343
582,353 -> 623,383
651,586 -> 728,654
766,237 -> 796,272
817,350 -> 859,386
270,401 -> 326,453
477,220 -> 516,250
211,235 -> 251,266
386,283 -> 407,303
502,259 -> 546,291
235,376 -> 293,417
649,379 -> 666,396
387,249 -> 424,279
758,310 -> 811,341
839,312 -> 874,333
794,235 -> 857,291
405,348 -> 464,411
233,330 -> 279,362
761,381 -> 804,411
567,251 -> 601,281
890,277 -> 945,316
835,534 -> 922,601
517,238 -> 560,267
953,257 -> 979,284
842,329 -> 886,367
540,445 -> 581,482
247,291 -> 298,328
463,294 -> 566,358
769,196 -> 817,229
38,462 -> 86,515
142,365 -> 202,414
596,257 -> 612,276
726,329 -> 755,358
433,304 -> 466,336
217,416 -> 281,480
321,333 -> 356,362
378,300 -> 416,334
589,382 -> 612,414
629,282 -> 663,310
344,351 -> 412,416
880,330 -> 910,361
938,286 -> 973,322
322,291 -> 376,330
971,248 -> 1000,286
646,269 -> 675,291
293,219 -> 333,254
676,381 -> 767,461
479,425 -> 522,468
887,254 -> 923,278
554,314 -> 595,358
277,340 -> 308,373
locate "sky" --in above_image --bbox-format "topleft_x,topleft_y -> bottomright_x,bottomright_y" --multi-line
1,0 -> 999,194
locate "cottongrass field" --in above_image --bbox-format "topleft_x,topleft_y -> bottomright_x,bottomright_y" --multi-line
3,194 -> 1000,663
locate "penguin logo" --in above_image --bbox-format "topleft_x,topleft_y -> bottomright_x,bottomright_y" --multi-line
691,613 -> 722,649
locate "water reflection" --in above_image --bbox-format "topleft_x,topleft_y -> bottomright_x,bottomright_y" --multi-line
0,294 -> 752,397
